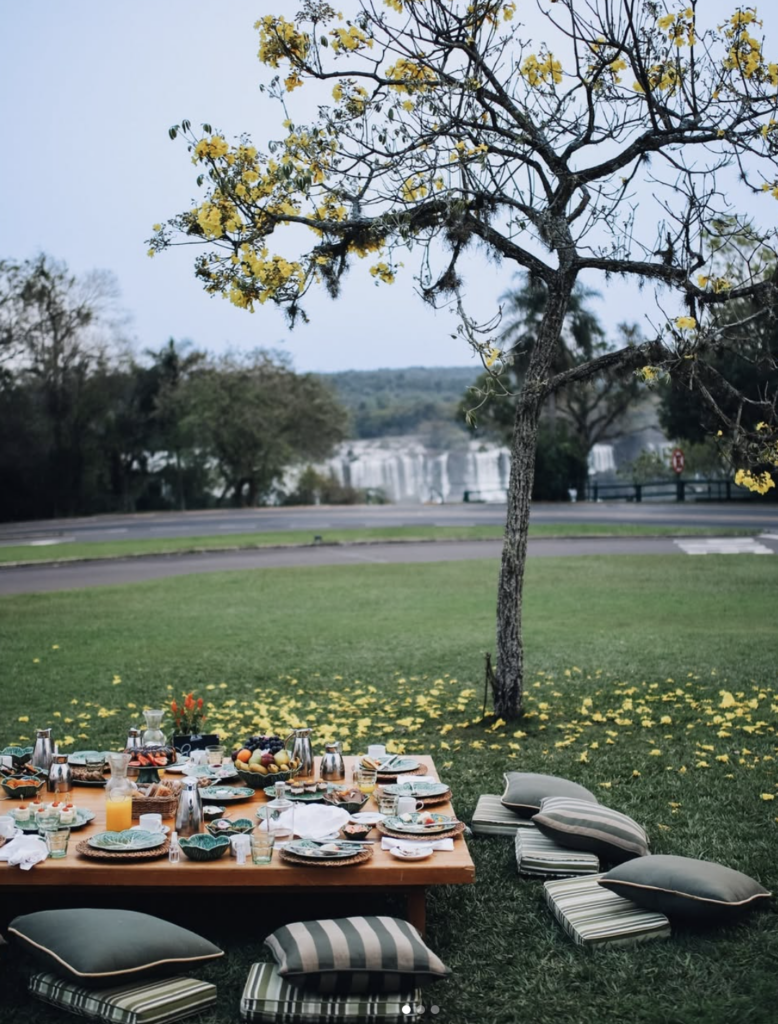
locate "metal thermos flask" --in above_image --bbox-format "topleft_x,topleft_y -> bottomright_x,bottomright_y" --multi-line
47,754 -> 72,795
175,777 -> 203,837
32,728 -> 54,772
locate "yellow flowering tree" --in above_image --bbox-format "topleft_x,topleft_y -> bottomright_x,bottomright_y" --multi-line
154,1 -> 778,718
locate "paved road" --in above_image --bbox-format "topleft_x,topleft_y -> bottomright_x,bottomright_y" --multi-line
1,535 -> 777,595
0,501 -> 776,547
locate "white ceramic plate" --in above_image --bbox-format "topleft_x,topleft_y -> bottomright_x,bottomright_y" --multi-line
388,846 -> 434,861
350,812 -> 385,825
162,758 -> 190,773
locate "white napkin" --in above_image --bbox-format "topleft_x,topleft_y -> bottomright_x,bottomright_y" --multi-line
381,837 -> 454,853
0,835 -> 49,870
257,804 -> 350,839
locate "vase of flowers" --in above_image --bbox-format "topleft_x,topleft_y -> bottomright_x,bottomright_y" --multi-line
171,693 -> 219,755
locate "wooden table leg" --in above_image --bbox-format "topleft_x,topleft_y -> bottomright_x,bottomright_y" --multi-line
406,888 -> 426,936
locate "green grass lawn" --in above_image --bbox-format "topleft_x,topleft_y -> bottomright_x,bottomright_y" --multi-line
1,555 -> 776,1024
0,521 -> 757,565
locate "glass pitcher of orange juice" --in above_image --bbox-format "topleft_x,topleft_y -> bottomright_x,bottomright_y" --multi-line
105,752 -> 135,831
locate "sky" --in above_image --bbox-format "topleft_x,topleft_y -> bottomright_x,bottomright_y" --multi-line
2,1 -> 777,373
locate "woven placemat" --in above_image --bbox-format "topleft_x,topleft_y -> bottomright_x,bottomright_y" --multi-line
376,820 -> 465,842
376,765 -> 429,783
76,838 -> 170,862
279,845 -> 374,868
417,790 -> 453,808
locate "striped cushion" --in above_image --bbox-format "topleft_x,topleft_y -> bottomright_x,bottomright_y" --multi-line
544,874 -> 671,947
28,973 -> 216,1024
471,795 -> 534,836
532,797 -> 649,864
515,826 -> 600,877
265,917 -> 448,995
241,963 -> 424,1023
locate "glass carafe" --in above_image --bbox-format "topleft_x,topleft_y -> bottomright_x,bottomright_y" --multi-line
141,709 -> 166,748
105,752 -> 135,832
265,781 -> 295,842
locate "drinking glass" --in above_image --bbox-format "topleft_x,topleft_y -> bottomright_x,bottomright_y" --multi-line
46,828 -> 70,859
377,793 -> 399,816
357,768 -> 377,795
250,832 -> 275,865
206,745 -> 223,767
36,810 -> 61,836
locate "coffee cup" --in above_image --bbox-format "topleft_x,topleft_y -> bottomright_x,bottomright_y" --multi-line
139,813 -> 163,833
367,744 -> 387,759
397,797 -> 424,815
0,815 -> 16,839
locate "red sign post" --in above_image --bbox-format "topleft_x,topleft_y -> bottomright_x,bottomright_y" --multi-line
671,447 -> 685,475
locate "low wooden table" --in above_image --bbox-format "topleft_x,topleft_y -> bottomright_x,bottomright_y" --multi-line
0,756 -> 474,934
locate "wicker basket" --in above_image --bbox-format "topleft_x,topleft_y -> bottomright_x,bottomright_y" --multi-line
131,794 -> 178,819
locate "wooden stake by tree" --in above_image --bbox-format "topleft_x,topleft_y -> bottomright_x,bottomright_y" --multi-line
153,1 -> 778,718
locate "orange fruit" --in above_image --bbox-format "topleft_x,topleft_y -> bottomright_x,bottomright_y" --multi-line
236,748 -> 252,763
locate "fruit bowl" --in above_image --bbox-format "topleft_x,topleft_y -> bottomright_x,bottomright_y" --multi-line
234,764 -> 301,791
1,776 -> 46,800
178,834 -> 231,861
205,817 -> 254,838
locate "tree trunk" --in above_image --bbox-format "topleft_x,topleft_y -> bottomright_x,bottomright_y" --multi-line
493,275 -> 575,719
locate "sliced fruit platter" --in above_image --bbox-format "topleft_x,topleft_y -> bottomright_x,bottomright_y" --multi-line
127,749 -> 177,769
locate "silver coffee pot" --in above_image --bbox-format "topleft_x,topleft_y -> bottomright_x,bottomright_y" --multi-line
320,741 -> 345,782
125,727 -> 143,752
47,754 -> 72,795
32,728 -> 54,772
285,727 -> 314,781
175,777 -> 203,837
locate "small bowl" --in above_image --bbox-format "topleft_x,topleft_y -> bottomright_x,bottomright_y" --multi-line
1,776 -> 46,800
1,746 -> 34,770
203,805 -> 226,821
234,765 -> 301,791
205,817 -> 254,838
324,790 -> 369,816
178,834 -> 231,861
340,822 -> 372,841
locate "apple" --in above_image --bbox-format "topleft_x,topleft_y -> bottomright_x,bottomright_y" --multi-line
261,752 -> 275,767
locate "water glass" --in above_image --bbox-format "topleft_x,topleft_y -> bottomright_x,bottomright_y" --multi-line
37,811 -> 61,836
46,828 -> 70,859
377,792 -> 399,816
250,832 -> 275,865
206,745 -> 223,767
357,768 -> 377,795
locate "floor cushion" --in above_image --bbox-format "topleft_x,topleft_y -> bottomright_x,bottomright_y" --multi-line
501,773 -> 598,818
265,916 -> 448,994
470,795 -> 535,836
28,972 -> 217,1024
241,962 -> 424,1023
515,825 -> 600,878
543,874 -> 671,946
532,796 -> 649,864
599,855 -> 772,924
9,909 -> 223,985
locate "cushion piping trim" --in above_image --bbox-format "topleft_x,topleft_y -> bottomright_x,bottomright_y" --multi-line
597,880 -> 772,907
7,929 -> 224,977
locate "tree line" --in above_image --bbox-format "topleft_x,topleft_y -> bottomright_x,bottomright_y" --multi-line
0,255 -> 347,522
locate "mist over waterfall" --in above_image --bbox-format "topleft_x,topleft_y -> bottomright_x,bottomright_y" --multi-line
321,437 -> 512,503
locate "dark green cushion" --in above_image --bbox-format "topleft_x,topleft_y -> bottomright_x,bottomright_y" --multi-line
599,856 -> 771,924
9,910 -> 223,986
501,772 -> 598,818
265,917 -> 449,994
532,797 -> 649,864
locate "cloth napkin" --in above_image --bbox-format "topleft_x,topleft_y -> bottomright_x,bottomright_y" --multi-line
0,835 -> 48,870
381,837 -> 454,853
257,804 -> 350,839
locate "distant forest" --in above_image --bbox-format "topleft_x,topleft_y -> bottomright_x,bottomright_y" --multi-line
319,366 -> 478,439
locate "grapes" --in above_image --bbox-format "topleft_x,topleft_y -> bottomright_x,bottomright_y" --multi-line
242,733 -> 284,753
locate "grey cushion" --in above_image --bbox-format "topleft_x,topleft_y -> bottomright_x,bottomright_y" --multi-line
599,855 -> 772,924
544,873 -> 671,946
532,796 -> 649,864
471,794 -> 536,835
514,825 -> 600,877
265,917 -> 448,994
9,910 -> 223,986
501,772 -> 598,818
